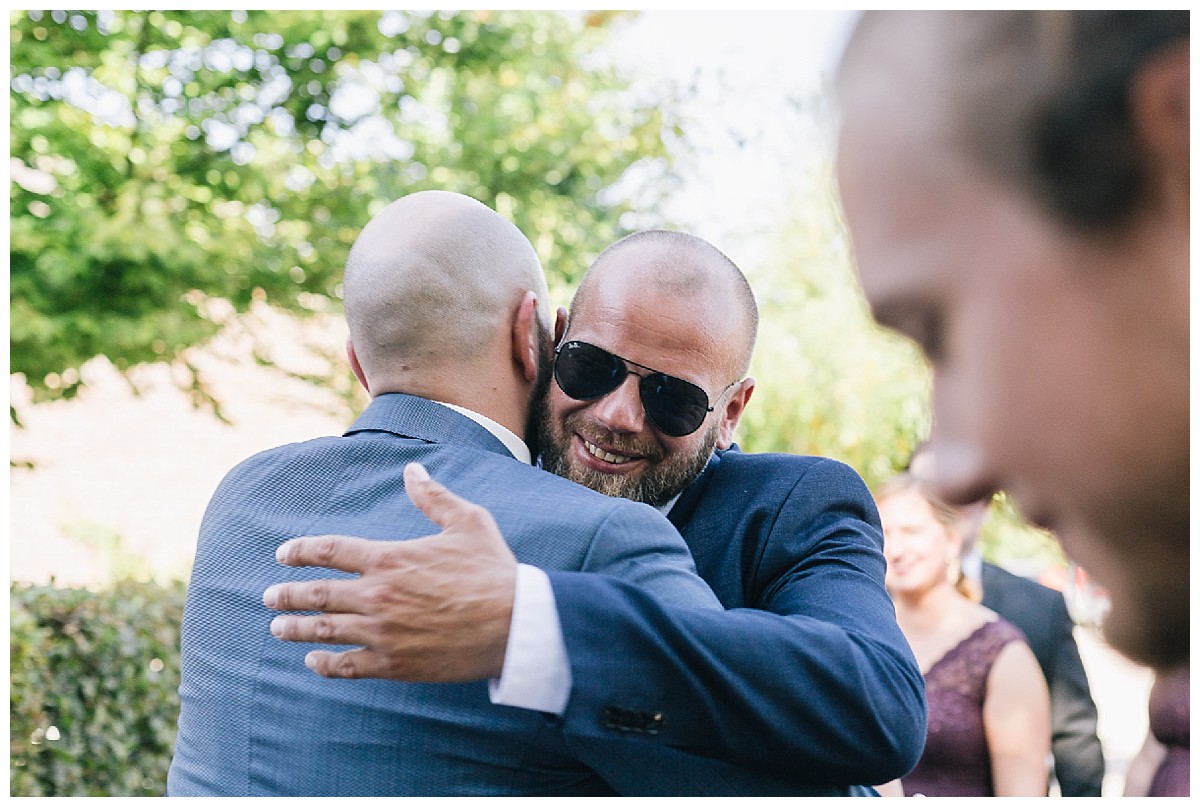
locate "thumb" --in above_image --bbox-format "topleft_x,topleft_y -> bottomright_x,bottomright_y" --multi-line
404,462 -> 488,534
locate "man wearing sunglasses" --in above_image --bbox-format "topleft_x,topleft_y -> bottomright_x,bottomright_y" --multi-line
266,230 -> 926,790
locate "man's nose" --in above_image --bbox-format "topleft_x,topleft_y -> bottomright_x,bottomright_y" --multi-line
588,374 -> 647,434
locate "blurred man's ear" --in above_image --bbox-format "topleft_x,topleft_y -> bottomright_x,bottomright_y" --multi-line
716,378 -> 755,450
945,523 -> 964,558
346,337 -> 369,393
1131,40 -> 1189,198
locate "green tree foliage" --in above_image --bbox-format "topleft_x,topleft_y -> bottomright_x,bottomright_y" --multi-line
10,10 -> 671,402
10,580 -> 186,796
737,170 -> 932,491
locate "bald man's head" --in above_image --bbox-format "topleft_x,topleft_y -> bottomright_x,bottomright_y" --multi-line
536,230 -> 757,506
573,230 -> 758,381
343,191 -> 550,391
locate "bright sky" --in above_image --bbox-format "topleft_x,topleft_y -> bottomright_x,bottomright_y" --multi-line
608,10 -> 859,251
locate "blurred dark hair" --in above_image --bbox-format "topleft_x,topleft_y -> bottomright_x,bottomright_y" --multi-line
959,11 -> 1188,231
845,11 -> 1189,232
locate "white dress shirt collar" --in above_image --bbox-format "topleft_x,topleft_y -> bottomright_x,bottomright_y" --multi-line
433,401 -> 532,465
657,492 -> 683,516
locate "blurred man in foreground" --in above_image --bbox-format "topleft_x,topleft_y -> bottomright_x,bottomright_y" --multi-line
836,10 -> 1188,670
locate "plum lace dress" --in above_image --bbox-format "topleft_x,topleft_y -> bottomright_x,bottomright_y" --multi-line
1147,665 -> 1189,796
901,618 -> 1028,797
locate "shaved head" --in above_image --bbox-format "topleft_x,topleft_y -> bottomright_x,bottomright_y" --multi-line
573,230 -> 758,380
343,191 -> 550,390
537,229 -> 759,506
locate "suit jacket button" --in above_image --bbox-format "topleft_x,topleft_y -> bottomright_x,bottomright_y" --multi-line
601,706 -> 664,735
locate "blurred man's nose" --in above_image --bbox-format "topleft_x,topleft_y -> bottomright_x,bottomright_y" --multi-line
923,438 -> 997,508
588,375 -> 647,435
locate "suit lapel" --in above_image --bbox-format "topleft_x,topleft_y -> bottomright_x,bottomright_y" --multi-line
343,393 -> 515,459
667,451 -> 722,534
668,449 -> 738,570
667,447 -> 750,606
980,562 -> 1005,613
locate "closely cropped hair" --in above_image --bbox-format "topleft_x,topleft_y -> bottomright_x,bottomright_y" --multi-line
579,230 -> 759,377
952,11 -> 1188,231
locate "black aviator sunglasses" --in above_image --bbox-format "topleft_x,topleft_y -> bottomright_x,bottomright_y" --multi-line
553,340 -> 736,437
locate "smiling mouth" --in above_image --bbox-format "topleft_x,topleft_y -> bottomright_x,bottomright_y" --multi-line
583,438 -> 636,465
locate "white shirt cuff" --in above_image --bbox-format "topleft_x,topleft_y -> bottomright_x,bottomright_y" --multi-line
488,563 -> 572,715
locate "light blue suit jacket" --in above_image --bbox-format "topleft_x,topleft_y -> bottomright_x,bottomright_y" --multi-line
166,393 -> 719,796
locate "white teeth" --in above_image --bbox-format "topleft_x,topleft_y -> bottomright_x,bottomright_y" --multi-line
584,439 -> 632,465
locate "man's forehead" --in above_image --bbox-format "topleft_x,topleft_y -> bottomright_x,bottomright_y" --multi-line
596,240 -> 680,284
569,282 -> 735,376
581,248 -> 712,319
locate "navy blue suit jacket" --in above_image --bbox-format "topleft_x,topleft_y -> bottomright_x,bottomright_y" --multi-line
980,562 -> 1104,796
166,394 -> 721,796
548,448 -> 926,791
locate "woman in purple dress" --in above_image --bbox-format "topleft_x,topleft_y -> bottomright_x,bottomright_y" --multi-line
875,473 -> 1051,796
1125,665 -> 1189,796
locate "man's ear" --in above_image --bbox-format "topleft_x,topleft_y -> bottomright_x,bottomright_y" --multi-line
1130,40 -> 1189,198
511,290 -> 540,384
716,377 -> 755,450
554,306 -> 569,345
346,337 -> 369,393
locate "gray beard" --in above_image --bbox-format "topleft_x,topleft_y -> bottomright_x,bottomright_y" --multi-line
535,393 -> 718,507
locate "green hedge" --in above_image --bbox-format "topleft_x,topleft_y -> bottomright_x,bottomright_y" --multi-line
10,580 -> 186,796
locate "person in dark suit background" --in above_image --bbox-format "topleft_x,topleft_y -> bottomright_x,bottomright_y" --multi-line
979,562 -> 1105,795
266,230 -> 926,791
910,447 -> 1105,796
167,191 -> 740,795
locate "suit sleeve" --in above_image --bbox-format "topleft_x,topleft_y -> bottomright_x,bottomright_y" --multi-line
1044,596 -> 1105,796
547,458 -> 926,786
578,502 -> 723,609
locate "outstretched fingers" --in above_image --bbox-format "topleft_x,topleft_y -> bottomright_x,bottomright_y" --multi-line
404,462 -> 500,538
275,533 -> 382,573
303,648 -> 401,680
263,577 -> 371,614
269,612 -> 376,648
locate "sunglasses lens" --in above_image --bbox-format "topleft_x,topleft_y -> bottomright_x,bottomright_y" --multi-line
555,341 -> 713,437
554,342 -> 625,400
641,374 -> 710,437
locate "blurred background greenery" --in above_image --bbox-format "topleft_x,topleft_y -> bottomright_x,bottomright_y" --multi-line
10,9 -> 1070,795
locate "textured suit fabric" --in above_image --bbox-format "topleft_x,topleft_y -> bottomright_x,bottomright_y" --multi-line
980,562 -> 1105,796
548,448 -> 926,793
166,393 -> 720,796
